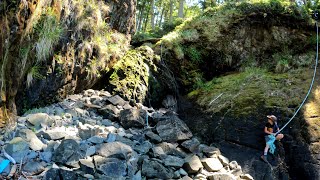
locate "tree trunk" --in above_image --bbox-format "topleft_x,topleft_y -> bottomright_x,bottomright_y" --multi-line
169,0 -> 173,23
150,0 -> 155,31
178,0 -> 184,18
158,7 -> 165,27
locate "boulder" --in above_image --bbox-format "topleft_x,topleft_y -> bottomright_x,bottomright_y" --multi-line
26,113 -> 54,129
183,155 -> 203,174
119,109 -> 146,129
52,139 -> 81,167
218,155 -> 229,166
22,161 -> 45,175
78,124 -> 100,140
40,151 -> 53,163
145,131 -> 162,143
157,142 -> 187,158
16,129 -> 44,151
202,146 -> 221,157
94,156 -> 127,178
4,137 -> 29,163
98,104 -> 120,121
201,158 -> 223,172
142,159 -> 174,179
79,159 -> 95,175
107,95 -> 126,106
96,142 -> 133,159
134,141 -> 153,154
164,155 -> 185,168
156,115 -> 192,142
42,130 -> 67,140
181,138 -> 201,153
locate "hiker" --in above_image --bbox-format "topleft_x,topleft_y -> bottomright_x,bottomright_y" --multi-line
261,115 -> 284,162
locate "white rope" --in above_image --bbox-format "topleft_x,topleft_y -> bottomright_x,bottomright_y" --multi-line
276,22 -> 319,134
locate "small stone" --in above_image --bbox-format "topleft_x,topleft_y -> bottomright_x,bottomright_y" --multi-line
83,174 -> 95,179
145,131 -> 162,143
231,166 -> 242,176
229,161 -> 238,170
87,136 -> 104,144
208,173 -> 236,180
181,176 -> 193,180
132,170 -> 142,180
105,133 -> 117,143
202,146 -> 221,157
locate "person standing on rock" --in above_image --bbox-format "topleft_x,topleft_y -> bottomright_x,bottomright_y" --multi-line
261,115 -> 284,162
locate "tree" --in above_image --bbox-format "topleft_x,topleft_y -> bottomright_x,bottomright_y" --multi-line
178,0 -> 184,18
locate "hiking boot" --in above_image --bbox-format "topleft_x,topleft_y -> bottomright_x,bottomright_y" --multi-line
260,155 -> 268,163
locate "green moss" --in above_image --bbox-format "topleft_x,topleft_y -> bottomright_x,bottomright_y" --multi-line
188,67 -> 313,117
109,46 -> 159,103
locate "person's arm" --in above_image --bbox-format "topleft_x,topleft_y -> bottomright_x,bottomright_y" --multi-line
264,127 -> 274,135
275,122 -> 280,132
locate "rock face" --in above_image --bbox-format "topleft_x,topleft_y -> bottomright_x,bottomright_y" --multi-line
156,114 -> 193,142
0,89 -> 252,179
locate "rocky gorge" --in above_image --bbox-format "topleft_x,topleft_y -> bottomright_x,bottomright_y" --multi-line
0,89 -> 254,180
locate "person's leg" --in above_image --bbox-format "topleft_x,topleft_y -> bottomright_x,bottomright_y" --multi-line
264,143 -> 269,156
276,133 -> 284,140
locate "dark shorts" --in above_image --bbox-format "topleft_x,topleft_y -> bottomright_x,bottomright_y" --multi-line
265,135 -> 272,142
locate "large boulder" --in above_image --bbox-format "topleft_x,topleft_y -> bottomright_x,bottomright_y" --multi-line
156,115 -> 192,142
96,142 -> 133,159
4,137 -> 29,163
142,159 -> 174,179
16,129 -> 44,151
119,109 -> 146,129
26,113 -> 54,130
183,155 -> 203,174
52,139 -> 81,167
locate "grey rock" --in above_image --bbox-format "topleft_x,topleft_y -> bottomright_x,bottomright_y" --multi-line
26,113 -> 54,129
80,159 -> 95,175
151,146 -> 166,158
174,170 -> 181,178
156,115 -> 192,142
101,119 -> 113,126
94,157 -> 127,178
201,158 -> 223,172
115,135 -> 136,147
142,159 -> 174,179
42,130 -> 67,140
98,104 -> 120,120
52,139 -> 81,167
183,155 -> 203,174
17,129 -> 44,151
229,161 -> 238,170
202,146 -> 221,157
78,124 -> 99,140
86,146 -> 96,157
145,131 -> 162,143
26,151 -> 38,161
230,166 -> 242,177
106,133 -> 117,143
22,161 -> 44,175
134,141 -> 153,154
40,151 -> 52,163
83,174 -> 95,179
4,137 -> 29,163
87,136 -> 104,144
119,109 -> 146,129
43,168 -> 60,180
132,170 -> 142,180
208,173 -> 236,180
179,168 -> 188,176
164,155 -> 185,168
96,142 -> 133,159
157,142 -> 187,158
107,95 -> 126,106
181,138 -> 201,153
60,168 -> 78,180
218,155 -> 229,166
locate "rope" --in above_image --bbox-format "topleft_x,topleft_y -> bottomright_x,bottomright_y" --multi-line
276,22 -> 319,134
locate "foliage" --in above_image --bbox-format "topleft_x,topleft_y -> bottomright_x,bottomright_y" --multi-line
34,8 -> 63,62
26,65 -> 45,88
